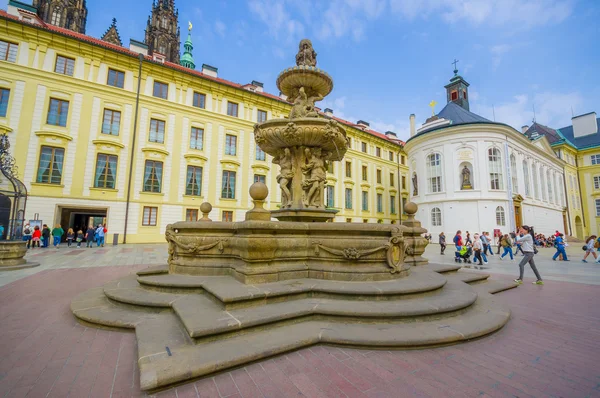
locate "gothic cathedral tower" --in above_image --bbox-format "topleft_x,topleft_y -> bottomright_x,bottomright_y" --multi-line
145,0 -> 181,63
32,0 -> 88,34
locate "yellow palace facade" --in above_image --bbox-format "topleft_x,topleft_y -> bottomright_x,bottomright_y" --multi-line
0,8 -> 408,243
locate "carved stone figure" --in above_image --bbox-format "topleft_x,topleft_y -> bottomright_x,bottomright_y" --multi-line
412,173 -> 418,196
301,147 -> 327,207
273,148 -> 293,207
461,165 -> 472,190
296,39 -> 317,67
289,87 -> 323,119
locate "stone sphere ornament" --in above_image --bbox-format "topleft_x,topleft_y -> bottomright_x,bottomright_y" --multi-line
249,182 -> 268,201
404,201 -> 418,215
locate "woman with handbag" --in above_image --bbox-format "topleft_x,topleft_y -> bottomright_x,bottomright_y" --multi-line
582,236 -> 597,263
514,225 -> 544,285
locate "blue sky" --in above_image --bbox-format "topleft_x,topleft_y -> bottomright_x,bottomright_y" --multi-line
8,0 -> 600,141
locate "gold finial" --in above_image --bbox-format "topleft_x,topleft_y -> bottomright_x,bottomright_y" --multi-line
429,100 -> 437,116
188,21 -> 193,31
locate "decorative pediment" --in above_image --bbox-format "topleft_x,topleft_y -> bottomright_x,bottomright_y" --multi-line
220,159 -> 241,167
184,153 -> 207,163
101,18 -> 123,47
35,130 -> 72,143
92,139 -> 124,149
142,147 -> 169,158
0,125 -> 13,134
513,194 -> 525,202
251,164 -> 270,171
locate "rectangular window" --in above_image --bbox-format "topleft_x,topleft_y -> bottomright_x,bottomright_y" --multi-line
54,55 -> 75,76
143,160 -> 163,193
327,162 -> 334,174
596,199 -> 600,217
36,146 -> 64,184
390,196 -> 396,214
361,142 -> 367,153
346,218 -> 352,223
377,193 -> 383,213
107,69 -> 125,88
362,191 -> 369,211
46,98 -> 69,127
142,207 -> 158,226
101,109 -> 121,135
326,185 -> 334,208
347,137 -> 352,148
193,92 -> 206,108
254,174 -> 266,184
227,101 -> 239,117
222,211 -> 234,222
362,165 -> 368,181
225,134 -> 237,156
389,151 -> 394,162
401,155 -> 406,165
257,109 -> 268,123
345,188 -> 353,209
149,119 -> 165,143
256,144 -> 265,161
221,170 -> 236,199
594,176 -> 600,190
376,169 -> 382,184
402,176 -> 406,190
402,197 -> 407,214
592,155 -> 600,165
0,40 -> 18,62
0,88 -> 9,117
375,147 -> 381,157
94,154 -> 117,189
186,209 -> 198,221
153,81 -> 168,99
190,127 -> 203,150
185,166 -> 203,196
390,173 -> 395,187
345,161 -> 352,178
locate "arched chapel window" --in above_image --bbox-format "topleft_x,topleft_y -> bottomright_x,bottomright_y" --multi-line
495,206 -> 506,226
426,153 -> 442,193
510,154 -> 518,193
523,160 -> 530,197
488,148 -> 503,190
51,9 -> 61,25
431,207 -> 442,226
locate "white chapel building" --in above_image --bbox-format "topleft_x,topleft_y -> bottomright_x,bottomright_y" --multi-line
404,70 -> 567,237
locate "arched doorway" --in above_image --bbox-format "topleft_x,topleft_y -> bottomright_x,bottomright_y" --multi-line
575,216 -> 583,239
0,194 -> 10,239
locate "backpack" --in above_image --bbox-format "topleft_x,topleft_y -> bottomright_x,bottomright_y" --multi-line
24,228 -> 30,235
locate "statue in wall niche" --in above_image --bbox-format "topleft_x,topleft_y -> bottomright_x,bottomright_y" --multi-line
302,147 -> 328,207
461,165 -> 473,190
296,39 -> 317,67
289,87 -> 323,119
273,148 -> 294,207
412,173 -> 418,196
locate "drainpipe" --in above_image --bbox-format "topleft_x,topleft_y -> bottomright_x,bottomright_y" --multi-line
123,53 -> 144,244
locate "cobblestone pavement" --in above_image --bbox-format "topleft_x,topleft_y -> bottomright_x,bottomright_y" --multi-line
0,243 -> 599,397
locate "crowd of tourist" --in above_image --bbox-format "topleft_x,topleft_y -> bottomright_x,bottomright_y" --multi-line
21,223 -> 107,249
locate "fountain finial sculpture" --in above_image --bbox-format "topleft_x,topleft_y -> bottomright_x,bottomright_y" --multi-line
255,39 -> 347,221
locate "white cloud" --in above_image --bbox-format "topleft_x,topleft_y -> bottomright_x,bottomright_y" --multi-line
490,44 -> 511,69
248,0 -> 304,42
214,20 -> 226,37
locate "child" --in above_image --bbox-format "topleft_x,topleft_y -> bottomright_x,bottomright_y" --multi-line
582,235 -> 597,263
31,225 -> 41,248
76,230 -> 84,248
66,228 -> 75,247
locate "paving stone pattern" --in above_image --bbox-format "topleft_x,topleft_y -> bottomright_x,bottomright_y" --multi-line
0,244 -> 599,397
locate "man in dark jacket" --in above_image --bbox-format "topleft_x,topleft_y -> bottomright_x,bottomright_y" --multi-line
85,226 -> 96,248
41,224 -> 50,248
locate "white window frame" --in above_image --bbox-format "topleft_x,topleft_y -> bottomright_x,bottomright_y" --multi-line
431,207 -> 442,226
523,160 -> 530,197
488,148 -> 503,190
591,155 -> 600,165
510,154 -> 518,194
426,153 -> 442,193
496,206 -> 506,226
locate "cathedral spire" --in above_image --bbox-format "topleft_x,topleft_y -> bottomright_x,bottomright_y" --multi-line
32,0 -> 88,34
145,0 -> 181,63
101,18 -> 123,47
180,22 -> 195,69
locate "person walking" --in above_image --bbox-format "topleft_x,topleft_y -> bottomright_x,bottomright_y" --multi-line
95,224 -> 105,247
439,232 -> 446,255
552,233 -> 569,261
453,230 -> 463,261
514,225 -> 543,285
85,226 -> 95,248
500,234 -> 514,260
582,235 -> 597,263
484,232 -> 494,256
472,234 -> 484,266
41,224 -> 50,248
51,224 -> 64,248
31,225 -> 41,248
22,224 -> 32,249
496,232 -> 502,254
76,229 -> 84,248
66,228 -> 75,247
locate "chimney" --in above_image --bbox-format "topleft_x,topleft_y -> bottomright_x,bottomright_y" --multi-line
201,64 -> 218,78
572,112 -> 598,138
357,120 -> 370,128
129,39 -> 148,56
279,91 -> 288,101
521,125 -> 529,134
409,114 -> 416,137
385,131 -> 397,138
251,80 -> 264,93
324,108 -> 333,117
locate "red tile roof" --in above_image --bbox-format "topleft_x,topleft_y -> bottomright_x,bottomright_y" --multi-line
0,9 -> 404,146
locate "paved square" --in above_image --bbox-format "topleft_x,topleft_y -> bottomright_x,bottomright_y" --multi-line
0,243 -> 599,397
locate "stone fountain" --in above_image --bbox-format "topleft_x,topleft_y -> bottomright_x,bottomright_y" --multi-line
71,40 -> 516,392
